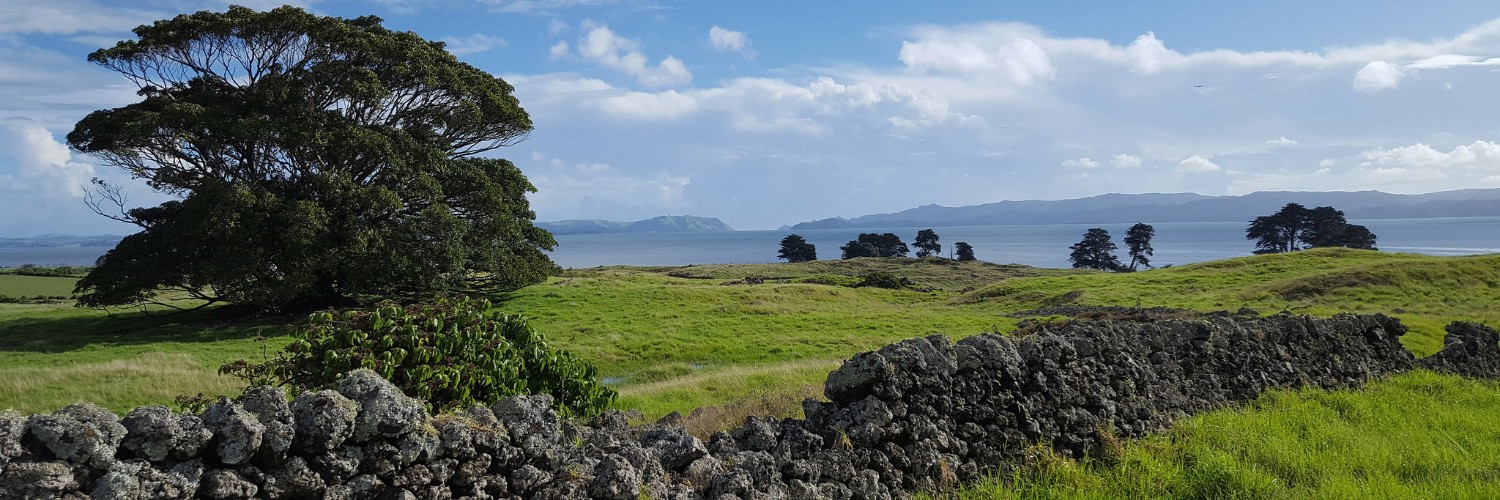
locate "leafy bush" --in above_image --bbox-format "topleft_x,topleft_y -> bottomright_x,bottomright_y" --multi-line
794,274 -> 864,287
856,271 -> 912,290
224,297 -> 615,416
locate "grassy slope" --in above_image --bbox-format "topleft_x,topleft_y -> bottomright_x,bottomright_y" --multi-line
0,274 -> 81,297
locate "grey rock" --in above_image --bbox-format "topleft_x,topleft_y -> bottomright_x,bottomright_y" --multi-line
27,403 -> 126,469
261,456 -> 324,498
241,386 -> 295,464
120,406 -> 211,463
91,461 -> 143,500
1,461 -> 78,498
338,369 -> 427,442
492,395 -> 559,457
0,410 -> 25,466
639,426 -> 708,472
201,398 -> 264,466
588,455 -> 642,500
200,469 -> 258,499
291,390 -> 360,453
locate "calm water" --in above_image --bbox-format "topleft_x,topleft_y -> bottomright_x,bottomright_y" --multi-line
5,217 -> 1499,269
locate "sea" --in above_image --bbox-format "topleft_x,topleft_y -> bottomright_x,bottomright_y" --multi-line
5,217 -> 1500,270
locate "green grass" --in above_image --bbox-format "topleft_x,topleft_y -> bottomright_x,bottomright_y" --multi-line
0,274 -> 80,298
944,370 -> 1500,499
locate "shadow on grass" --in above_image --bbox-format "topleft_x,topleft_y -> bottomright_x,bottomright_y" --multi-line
0,304 -> 297,354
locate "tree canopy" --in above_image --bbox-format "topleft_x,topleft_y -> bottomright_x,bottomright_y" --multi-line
954,241 -> 976,262
841,233 -> 909,259
913,229 -> 941,258
777,234 -> 817,262
1246,203 -> 1377,254
68,6 -> 556,311
1123,223 -> 1155,271
1069,228 -> 1121,271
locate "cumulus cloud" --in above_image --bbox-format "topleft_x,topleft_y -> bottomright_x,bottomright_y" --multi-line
1265,136 -> 1298,147
526,152 -> 692,220
1061,157 -> 1100,169
439,34 -> 507,55
709,26 -> 754,58
1354,61 -> 1406,93
0,0 -> 159,35
1358,140 -> 1500,171
1177,155 -> 1222,173
0,122 -> 96,198
1110,154 -> 1142,168
898,23 -> 1056,87
559,23 -> 692,87
598,90 -> 700,120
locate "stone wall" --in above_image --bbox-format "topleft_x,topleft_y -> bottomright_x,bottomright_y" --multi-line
0,313 -> 1495,499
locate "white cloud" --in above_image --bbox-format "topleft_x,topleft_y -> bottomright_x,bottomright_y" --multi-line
1061,157 -> 1100,169
0,122 -> 96,198
897,23 -> 1056,87
0,0 -> 159,35
1177,155 -> 1222,173
1265,136 -> 1298,147
1354,61 -> 1406,93
563,24 -> 692,87
1318,159 -> 1337,168
709,26 -> 754,58
548,18 -> 569,35
598,90 -> 700,120
1110,154 -> 1142,168
1358,140 -> 1500,171
548,41 -> 571,59
439,34 -> 507,55
481,0 -> 618,14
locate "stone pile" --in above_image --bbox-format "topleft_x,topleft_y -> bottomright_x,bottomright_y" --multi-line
0,313 -> 1496,499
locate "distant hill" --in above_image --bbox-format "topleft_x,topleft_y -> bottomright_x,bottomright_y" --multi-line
0,234 -> 123,248
789,189 -> 1500,229
538,215 -> 734,235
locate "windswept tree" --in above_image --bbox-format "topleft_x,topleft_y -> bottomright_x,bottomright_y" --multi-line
1247,203 -> 1377,254
1069,228 -> 1121,271
776,234 -> 817,262
1123,223 -> 1156,271
840,233 -> 909,259
68,6 -> 556,311
954,241 -> 976,262
913,229 -> 941,258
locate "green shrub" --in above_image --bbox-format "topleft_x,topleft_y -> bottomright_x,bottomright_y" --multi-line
794,274 -> 864,287
224,297 -> 615,416
856,271 -> 912,290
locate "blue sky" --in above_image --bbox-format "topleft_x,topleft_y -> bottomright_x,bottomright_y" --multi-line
5,1 -> 1500,235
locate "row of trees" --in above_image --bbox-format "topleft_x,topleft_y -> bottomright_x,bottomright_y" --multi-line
1068,223 -> 1156,271
1246,203 -> 1377,253
776,230 -> 976,263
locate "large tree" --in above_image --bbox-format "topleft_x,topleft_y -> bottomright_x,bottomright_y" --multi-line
954,241 -> 976,262
1246,203 -> 1377,254
1069,228 -> 1121,271
1123,223 -> 1155,271
913,229 -> 941,258
68,6 -> 556,311
776,234 -> 817,262
840,233 -> 909,259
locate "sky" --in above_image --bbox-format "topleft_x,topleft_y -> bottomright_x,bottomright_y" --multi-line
6,1 -> 1500,235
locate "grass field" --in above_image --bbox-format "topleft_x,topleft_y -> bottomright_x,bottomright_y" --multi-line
0,274 -> 81,298
1,249 -> 1498,496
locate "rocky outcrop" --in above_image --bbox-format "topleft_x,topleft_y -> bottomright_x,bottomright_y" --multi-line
0,314 -> 1494,498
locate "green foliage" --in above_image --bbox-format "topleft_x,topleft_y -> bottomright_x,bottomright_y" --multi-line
1247,203 -> 1377,254
841,233 -> 909,259
776,234 -> 818,262
914,229 -> 941,258
856,271 -> 913,290
3,265 -> 92,278
954,241 -> 976,262
224,297 -> 615,416
69,5 -> 556,311
1123,223 -> 1155,271
1068,228 -> 1122,271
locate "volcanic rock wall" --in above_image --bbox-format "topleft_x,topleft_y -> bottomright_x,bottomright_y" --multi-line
0,313 -> 1495,499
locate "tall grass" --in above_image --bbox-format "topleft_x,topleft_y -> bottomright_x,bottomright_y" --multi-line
944,371 -> 1500,499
